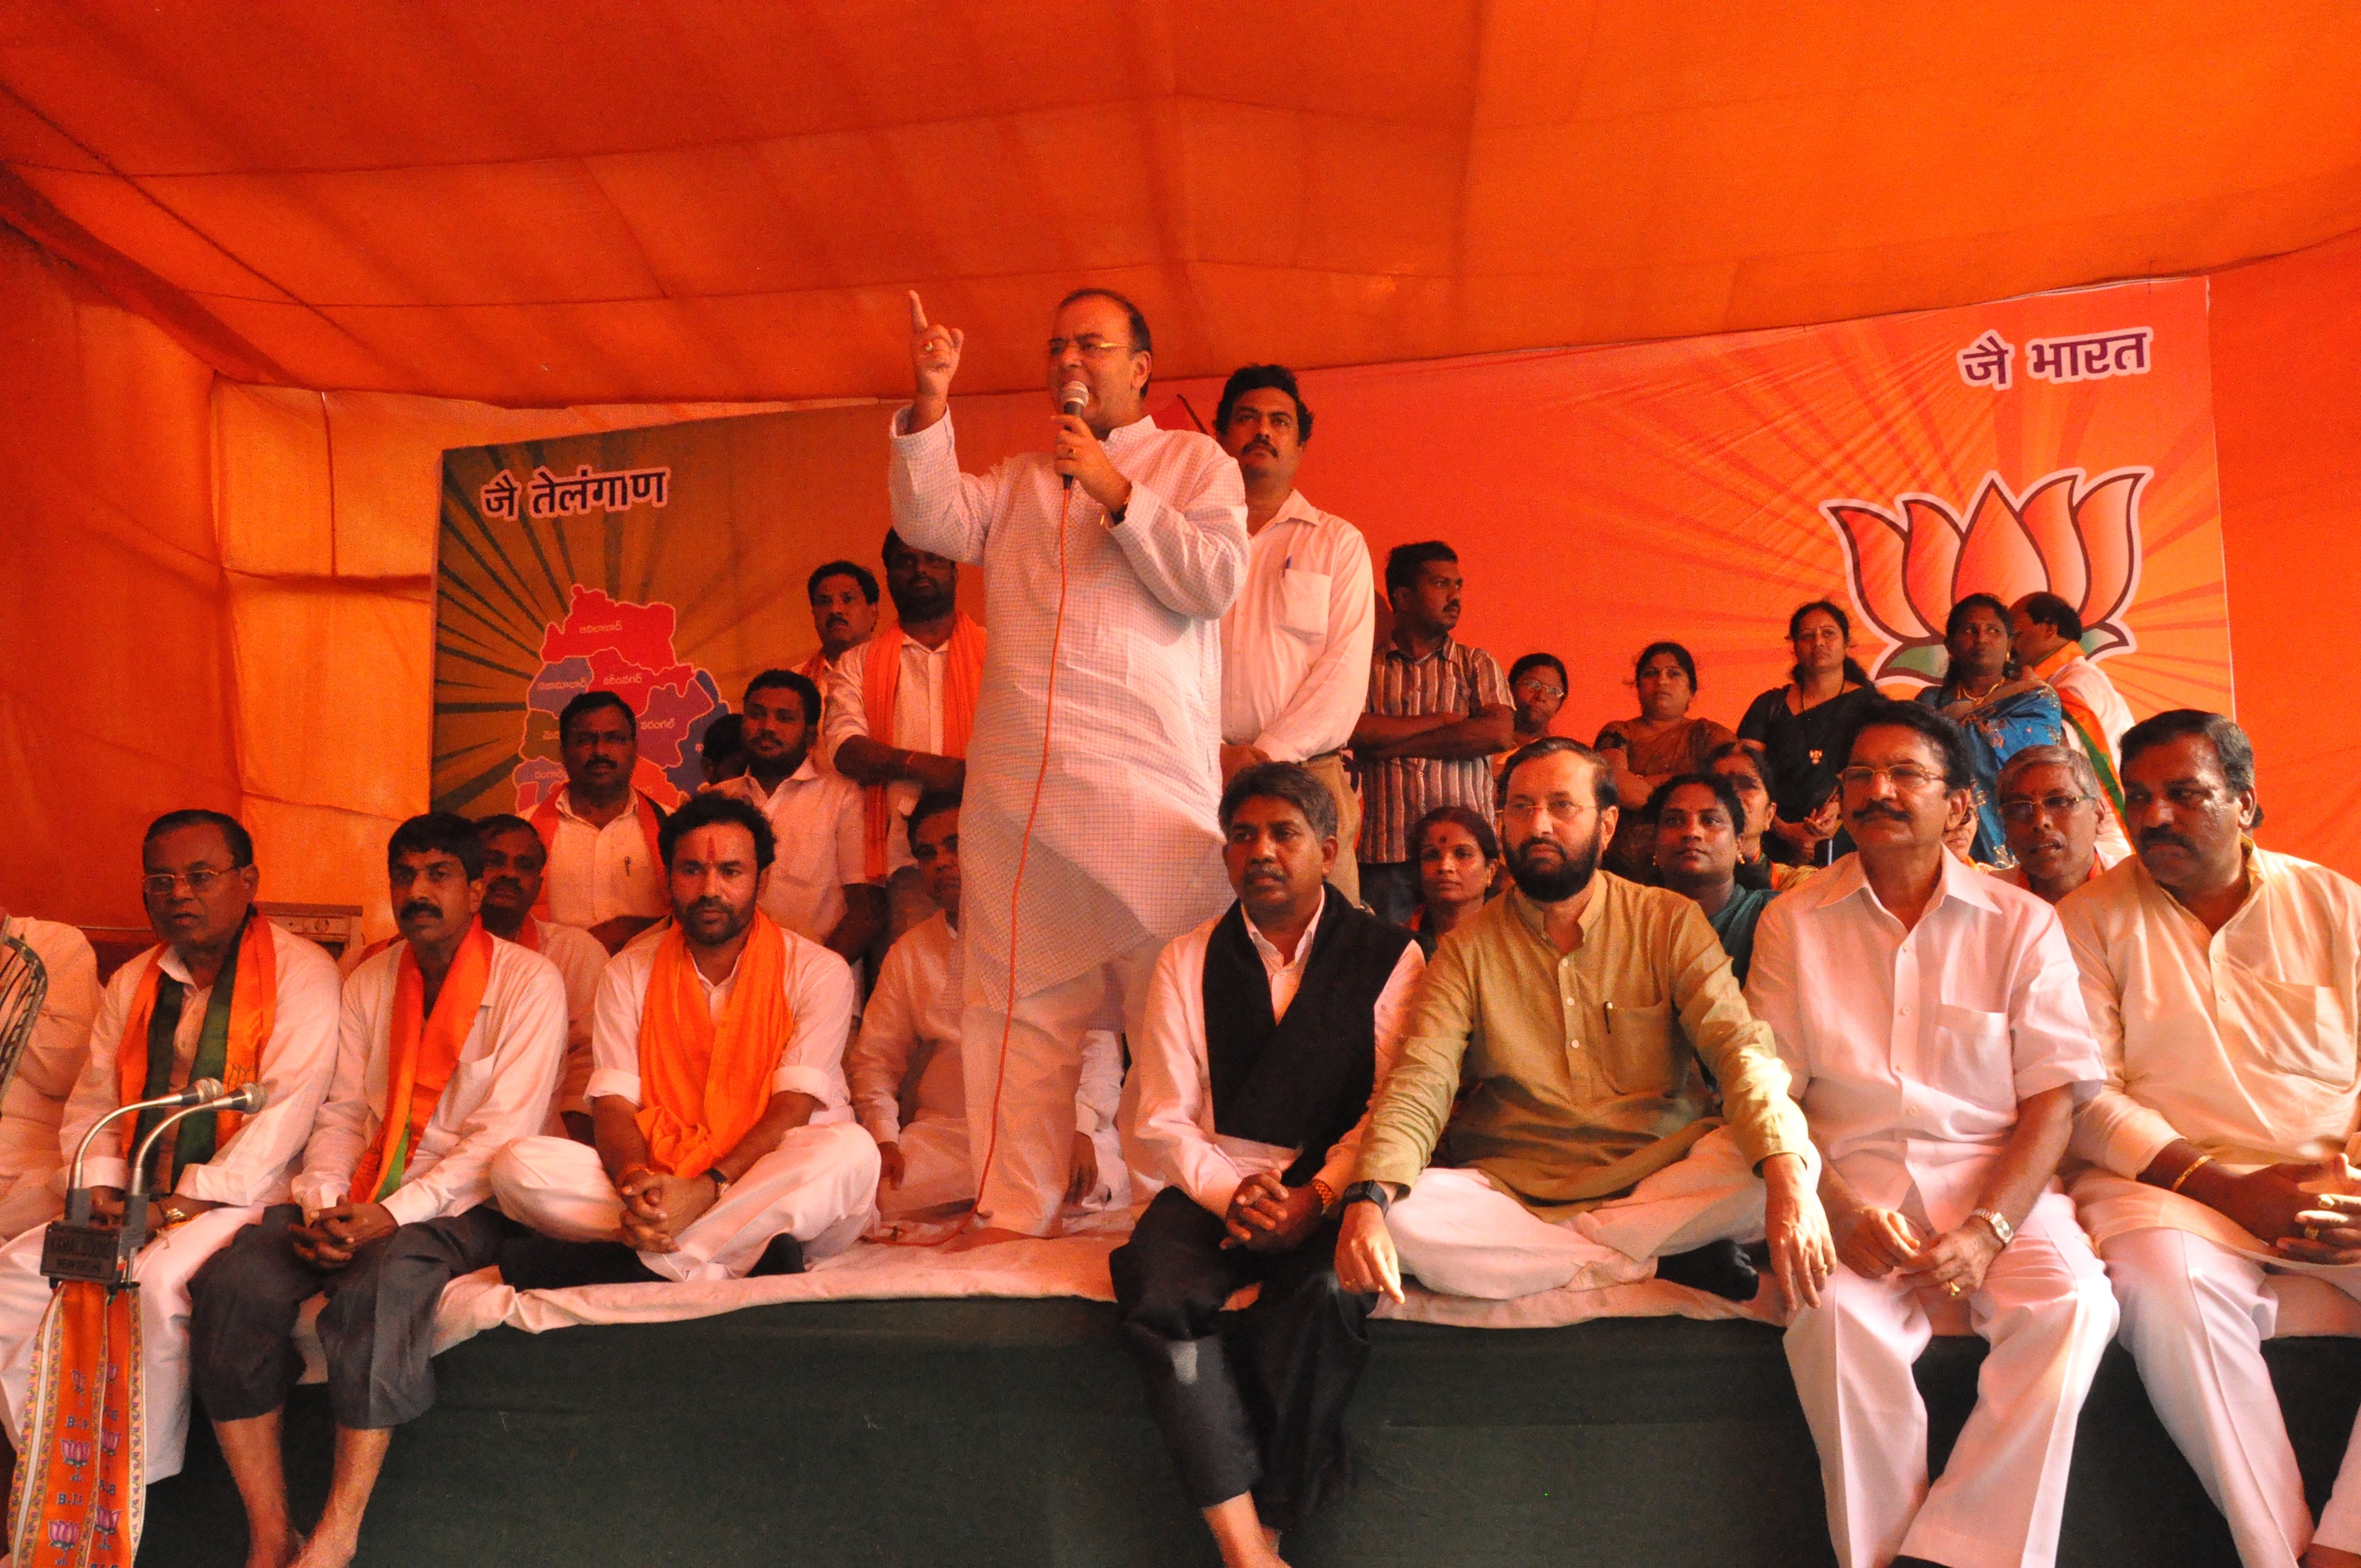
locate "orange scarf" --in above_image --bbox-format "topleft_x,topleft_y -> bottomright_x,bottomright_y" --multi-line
114,913 -> 277,1186
10,1281 -> 142,1566
346,921 -> 495,1204
530,788 -> 665,918
634,912 -> 795,1181
859,614 -> 986,879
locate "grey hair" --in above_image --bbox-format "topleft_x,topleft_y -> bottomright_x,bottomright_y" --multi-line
1996,743 -> 2102,803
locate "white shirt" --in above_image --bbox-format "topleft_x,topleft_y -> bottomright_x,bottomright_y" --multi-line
541,788 -> 668,928
297,936 -> 566,1225
847,912 -> 1118,1144
585,924 -> 856,1124
1747,852 -> 2103,1233
711,761 -> 867,942
2060,847 -> 2361,1248
0,917 -> 100,1158
1133,893 -> 1426,1217
529,919 -> 609,1118
1220,490 -> 1377,760
2043,649 -> 2137,758
66,921 -> 341,1206
822,634 -> 953,875
889,407 -> 1245,999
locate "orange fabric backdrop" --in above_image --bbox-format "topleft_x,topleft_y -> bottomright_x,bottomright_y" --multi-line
2,3 -> 2359,406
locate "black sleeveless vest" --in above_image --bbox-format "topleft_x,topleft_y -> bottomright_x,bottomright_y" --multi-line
1201,887 -> 1415,1186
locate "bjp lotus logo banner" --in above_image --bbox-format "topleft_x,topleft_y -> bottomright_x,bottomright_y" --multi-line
1826,466 -> 2147,682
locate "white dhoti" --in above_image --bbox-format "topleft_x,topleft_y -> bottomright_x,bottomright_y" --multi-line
491,1125 -> 878,1282
882,1110 -> 1126,1221
2101,1226 -> 2361,1567
0,1204 -> 263,1483
1784,1188 -> 2117,1568
960,940 -> 1158,1236
1388,1126 -> 1769,1299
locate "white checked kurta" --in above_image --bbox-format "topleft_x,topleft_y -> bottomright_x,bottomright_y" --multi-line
1219,490 -> 1376,761
299,935 -> 567,1226
0,922 -> 342,1484
888,408 -> 1246,1002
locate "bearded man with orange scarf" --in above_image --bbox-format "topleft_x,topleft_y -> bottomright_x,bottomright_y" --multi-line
0,809 -> 341,1504
489,792 -> 879,1286
187,812 -> 565,1568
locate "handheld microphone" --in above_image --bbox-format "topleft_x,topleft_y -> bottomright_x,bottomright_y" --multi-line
1058,382 -> 1089,488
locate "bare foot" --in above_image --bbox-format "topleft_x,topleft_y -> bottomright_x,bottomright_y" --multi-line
2303,1547 -> 2361,1568
289,1526 -> 357,1568
242,1528 -> 301,1568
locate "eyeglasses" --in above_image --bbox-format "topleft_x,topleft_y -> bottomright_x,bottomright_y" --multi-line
1998,793 -> 2092,824
142,867 -> 239,897
1838,764 -> 1947,791
1513,679 -> 1565,698
1502,796 -> 1597,821
1045,337 -> 1135,360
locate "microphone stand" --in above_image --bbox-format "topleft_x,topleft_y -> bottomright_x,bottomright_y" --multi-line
41,1080 -> 240,1287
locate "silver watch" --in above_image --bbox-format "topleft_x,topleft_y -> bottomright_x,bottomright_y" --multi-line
1968,1207 -> 2015,1246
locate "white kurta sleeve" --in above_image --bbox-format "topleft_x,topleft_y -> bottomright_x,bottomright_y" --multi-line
584,957 -> 646,1107
846,940 -> 919,1142
833,780 -> 868,890
291,976 -> 382,1216
1103,455 -> 1248,623
888,409 -> 999,564
1744,898 -> 1813,1100
2060,900 -> 2182,1177
15,923 -> 98,1102
1253,529 -> 1378,763
378,960 -> 568,1227
175,936 -> 344,1207
58,957 -> 144,1190
1129,934 -> 1245,1217
775,943 -> 856,1108
819,644 -> 873,771
1311,943 -> 1426,1196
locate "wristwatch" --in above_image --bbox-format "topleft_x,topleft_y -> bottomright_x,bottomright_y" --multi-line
1968,1207 -> 2015,1246
1341,1180 -> 1392,1215
708,1167 -> 733,1199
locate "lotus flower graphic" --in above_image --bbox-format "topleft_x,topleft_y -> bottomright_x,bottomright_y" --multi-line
1823,467 -> 2148,684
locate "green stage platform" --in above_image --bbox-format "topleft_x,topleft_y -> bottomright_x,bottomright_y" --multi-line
143,1302 -> 2361,1566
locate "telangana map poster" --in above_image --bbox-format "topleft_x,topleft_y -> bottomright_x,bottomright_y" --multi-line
431,405 -> 903,816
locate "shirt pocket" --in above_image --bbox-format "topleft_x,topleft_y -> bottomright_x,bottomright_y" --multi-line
1601,1000 -> 1681,1097
1277,568 -> 1331,641
1929,1003 -> 2015,1108
2224,966 -> 2352,1090
777,811 -> 836,891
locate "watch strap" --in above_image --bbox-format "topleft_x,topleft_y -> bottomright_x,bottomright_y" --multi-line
1341,1180 -> 1392,1215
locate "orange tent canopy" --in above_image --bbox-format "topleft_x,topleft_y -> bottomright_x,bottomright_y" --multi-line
6,0 -> 2360,405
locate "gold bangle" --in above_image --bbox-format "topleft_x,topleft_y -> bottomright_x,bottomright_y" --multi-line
2168,1154 -> 2215,1194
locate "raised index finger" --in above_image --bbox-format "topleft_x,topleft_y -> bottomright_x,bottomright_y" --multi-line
909,290 -> 929,331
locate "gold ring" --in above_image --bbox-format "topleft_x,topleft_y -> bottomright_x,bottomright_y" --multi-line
2306,1223 -> 2324,1243
1945,1282 -> 1963,1298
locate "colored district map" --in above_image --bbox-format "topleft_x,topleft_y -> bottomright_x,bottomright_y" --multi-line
511,586 -> 721,810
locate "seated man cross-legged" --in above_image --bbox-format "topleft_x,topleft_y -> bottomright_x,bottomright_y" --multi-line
850,792 -> 1124,1223
2061,710 -> 2361,1568
1749,700 -> 2118,1568
1115,763 -> 1423,1568
188,812 -> 567,1568
1335,737 -> 1832,1311
492,793 -> 878,1285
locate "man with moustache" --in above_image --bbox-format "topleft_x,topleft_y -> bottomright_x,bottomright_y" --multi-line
1336,738 -> 1829,1309
890,287 -> 1246,1238
0,901 -> 99,1239
1212,364 -> 1376,906
1352,542 -> 1514,926
825,528 -> 988,935
0,810 -> 340,1494
475,815 -> 610,1141
189,813 -> 565,1568
1991,745 -> 2107,903
1750,700 -> 2115,1568
2060,711 -> 2361,1568
1648,772 -> 1775,985
1118,763 -> 1422,1568
492,793 -> 877,1286
801,560 -> 881,679
711,669 -> 880,964
850,793 -> 1123,1222
534,690 -> 670,954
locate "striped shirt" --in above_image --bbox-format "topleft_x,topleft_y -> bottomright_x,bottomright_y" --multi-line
1359,635 -> 1510,864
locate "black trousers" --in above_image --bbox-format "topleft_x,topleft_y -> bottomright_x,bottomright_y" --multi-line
188,1204 -> 519,1431
1108,1186 -> 1374,1533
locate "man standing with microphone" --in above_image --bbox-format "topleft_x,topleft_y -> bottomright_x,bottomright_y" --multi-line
890,287 -> 1247,1238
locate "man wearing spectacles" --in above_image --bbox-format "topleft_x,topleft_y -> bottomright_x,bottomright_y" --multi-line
1748,699 -> 2114,1568
1335,737 -> 1830,1315
2058,710 -> 2361,1568
890,286 -> 1245,1239
0,809 -> 341,1499
1212,364 -> 1376,907
1990,745 -> 2107,904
